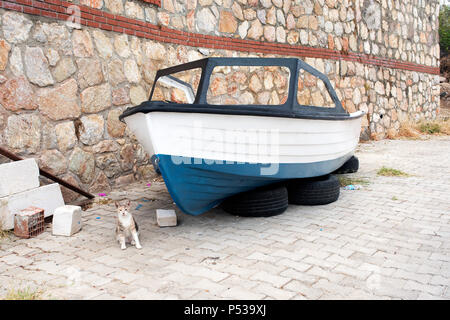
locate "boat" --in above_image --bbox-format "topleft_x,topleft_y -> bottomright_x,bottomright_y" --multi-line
120,57 -> 365,215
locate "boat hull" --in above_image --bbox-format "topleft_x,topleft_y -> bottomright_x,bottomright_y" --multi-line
156,154 -> 352,215
124,111 -> 363,215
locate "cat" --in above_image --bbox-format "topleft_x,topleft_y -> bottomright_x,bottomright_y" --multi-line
115,200 -> 142,250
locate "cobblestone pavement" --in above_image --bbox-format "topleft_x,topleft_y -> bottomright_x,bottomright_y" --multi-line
1,136 -> 449,300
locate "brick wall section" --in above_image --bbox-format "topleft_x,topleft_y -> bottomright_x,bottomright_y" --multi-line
0,0 -> 439,75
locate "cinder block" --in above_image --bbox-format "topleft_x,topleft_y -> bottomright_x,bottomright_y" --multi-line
0,183 -> 65,230
14,206 -> 45,239
0,159 -> 40,198
156,209 -> 177,227
52,205 -> 82,236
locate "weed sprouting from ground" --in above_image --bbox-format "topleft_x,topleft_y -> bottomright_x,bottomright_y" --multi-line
3,287 -> 44,300
395,119 -> 450,139
377,167 -> 409,177
418,122 -> 442,134
0,230 -> 11,240
396,121 -> 422,139
417,120 -> 450,135
0,222 -> 12,242
96,197 -> 113,205
338,176 -> 370,187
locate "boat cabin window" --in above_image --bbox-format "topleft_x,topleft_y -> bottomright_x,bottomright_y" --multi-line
297,69 -> 334,108
206,66 -> 290,105
151,68 -> 202,104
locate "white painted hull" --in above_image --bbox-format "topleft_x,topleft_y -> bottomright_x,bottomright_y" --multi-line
124,111 -> 364,165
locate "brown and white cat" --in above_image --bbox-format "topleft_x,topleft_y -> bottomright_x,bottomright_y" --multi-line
115,200 -> 142,250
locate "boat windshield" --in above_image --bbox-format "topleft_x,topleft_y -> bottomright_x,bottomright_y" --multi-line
297,68 -> 335,108
150,68 -> 202,104
206,65 -> 290,106
143,57 -> 346,116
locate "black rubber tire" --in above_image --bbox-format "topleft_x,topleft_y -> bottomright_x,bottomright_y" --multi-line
221,184 -> 289,217
333,156 -> 359,174
287,174 -> 340,206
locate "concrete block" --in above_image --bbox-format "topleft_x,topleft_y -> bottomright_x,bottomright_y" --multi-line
156,209 -> 177,227
0,159 -> 40,198
52,205 -> 82,236
0,183 -> 65,230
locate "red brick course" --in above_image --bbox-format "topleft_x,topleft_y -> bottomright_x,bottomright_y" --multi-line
1,0 -> 439,75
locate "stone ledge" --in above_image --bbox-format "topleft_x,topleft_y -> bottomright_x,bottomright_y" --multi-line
0,159 -> 40,198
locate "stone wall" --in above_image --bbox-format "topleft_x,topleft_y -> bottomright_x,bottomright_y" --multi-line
67,0 -> 440,68
0,0 -> 441,201
0,9 -> 157,201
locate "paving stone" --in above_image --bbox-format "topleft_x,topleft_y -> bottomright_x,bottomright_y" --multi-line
92,255 -> 126,266
110,270 -> 144,284
256,283 -> 297,299
250,271 -> 290,288
166,262 -> 230,282
277,258 -> 312,272
247,251 -> 278,263
220,287 -> 266,300
92,293 -> 123,300
50,284 -> 104,300
402,280 -> 444,296
1,138 -> 450,299
392,269 -> 432,284
306,266 -> 346,283
416,292 -> 447,300
32,260 -> 67,276
283,280 -> 324,299
0,253 -> 34,267
125,287 -> 165,300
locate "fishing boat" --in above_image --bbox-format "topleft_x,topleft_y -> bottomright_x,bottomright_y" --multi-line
120,58 -> 365,215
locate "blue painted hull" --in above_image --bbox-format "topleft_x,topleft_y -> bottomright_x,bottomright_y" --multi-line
156,153 -> 352,215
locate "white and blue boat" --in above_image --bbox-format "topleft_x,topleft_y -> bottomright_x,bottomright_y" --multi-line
120,58 -> 365,215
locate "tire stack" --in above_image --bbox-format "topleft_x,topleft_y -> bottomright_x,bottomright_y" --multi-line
221,156 -> 359,217
332,156 -> 359,174
221,184 -> 288,217
287,174 -> 340,206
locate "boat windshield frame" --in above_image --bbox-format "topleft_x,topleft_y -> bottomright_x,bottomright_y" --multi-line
120,57 -> 360,122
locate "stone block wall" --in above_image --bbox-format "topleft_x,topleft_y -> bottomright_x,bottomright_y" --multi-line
0,0 -> 441,201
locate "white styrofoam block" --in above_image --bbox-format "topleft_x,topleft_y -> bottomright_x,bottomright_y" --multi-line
156,209 -> 177,227
0,183 -> 65,230
52,205 -> 82,236
0,158 -> 40,198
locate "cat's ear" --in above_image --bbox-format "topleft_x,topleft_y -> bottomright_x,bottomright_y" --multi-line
114,201 -> 119,208
126,200 -> 131,207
